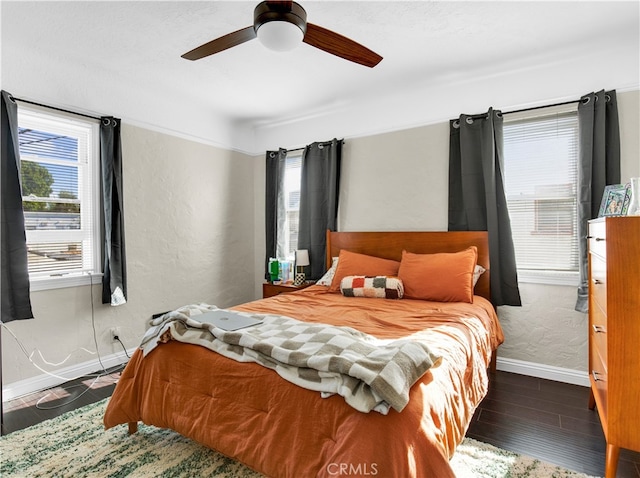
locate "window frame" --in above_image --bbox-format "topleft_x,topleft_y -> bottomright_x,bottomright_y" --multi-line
277,150 -> 302,261
503,104 -> 580,287
17,105 -> 102,291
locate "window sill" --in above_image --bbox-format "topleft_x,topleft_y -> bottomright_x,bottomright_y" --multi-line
517,270 -> 579,287
30,272 -> 103,292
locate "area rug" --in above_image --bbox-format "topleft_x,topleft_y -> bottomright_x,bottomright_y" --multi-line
1,398 -> 599,478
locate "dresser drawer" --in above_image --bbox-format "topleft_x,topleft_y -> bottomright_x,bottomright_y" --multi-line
588,220 -> 607,259
590,344 -> 608,420
590,304 -> 608,368
590,254 -> 607,315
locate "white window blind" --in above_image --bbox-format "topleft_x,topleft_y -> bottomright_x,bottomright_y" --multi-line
276,151 -> 302,260
503,109 -> 579,274
18,106 -> 100,284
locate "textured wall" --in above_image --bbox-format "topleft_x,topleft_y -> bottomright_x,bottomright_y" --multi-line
2,124 -> 256,385
328,90 -> 639,374
339,122 -> 450,232
497,284 -> 587,370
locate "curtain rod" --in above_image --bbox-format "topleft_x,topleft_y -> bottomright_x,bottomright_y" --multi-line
11,96 -> 102,121
503,99 -> 581,116
285,139 -> 345,153
456,98 -> 582,122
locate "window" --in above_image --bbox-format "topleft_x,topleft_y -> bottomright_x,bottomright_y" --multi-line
18,106 -> 101,290
277,151 -> 302,260
503,107 -> 579,284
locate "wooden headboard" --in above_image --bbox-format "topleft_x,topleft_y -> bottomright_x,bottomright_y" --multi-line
326,230 -> 491,302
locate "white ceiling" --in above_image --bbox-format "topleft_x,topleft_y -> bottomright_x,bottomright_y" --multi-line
2,1 -> 639,154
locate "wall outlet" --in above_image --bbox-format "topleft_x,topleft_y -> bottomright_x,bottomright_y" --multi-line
110,327 -> 121,342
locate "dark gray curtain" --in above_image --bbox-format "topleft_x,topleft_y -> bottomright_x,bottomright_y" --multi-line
264,148 -> 286,280
449,108 -> 521,307
575,90 -> 620,312
297,139 -> 342,280
1,91 -> 33,323
100,117 -> 127,306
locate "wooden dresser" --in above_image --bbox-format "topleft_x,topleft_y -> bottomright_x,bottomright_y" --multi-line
587,217 -> 640,477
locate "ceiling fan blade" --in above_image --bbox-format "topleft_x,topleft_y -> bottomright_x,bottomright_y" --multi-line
303,23 -> 382,68
182,26 -> 257,60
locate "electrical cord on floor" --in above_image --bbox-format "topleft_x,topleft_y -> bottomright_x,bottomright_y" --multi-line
1,324 -> 103,382
34,272 -> 123,410
34,371 -> 122,410
5,272 -> 130,411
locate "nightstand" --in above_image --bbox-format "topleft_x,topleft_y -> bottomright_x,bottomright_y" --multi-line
262,282 -> 313,299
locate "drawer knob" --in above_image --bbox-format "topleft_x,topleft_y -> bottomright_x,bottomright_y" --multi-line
592,324 -> 606,334
592,279 -> 603,285
592,370 -> 605,382
594,237 -> 605,242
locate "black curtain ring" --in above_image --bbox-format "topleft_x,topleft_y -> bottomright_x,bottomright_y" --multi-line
453,119 -> 460,129
581,96 -> 591,105
495,111 -> 503,118
465,117 -> 474,125
269,151 -> 276,159
102,117 -> 111,126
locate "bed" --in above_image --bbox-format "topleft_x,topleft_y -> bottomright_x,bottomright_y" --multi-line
103,230 -> 504,478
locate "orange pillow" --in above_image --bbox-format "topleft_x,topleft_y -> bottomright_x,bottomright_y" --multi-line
329,250 -> 400,292
397,247 -> 478,303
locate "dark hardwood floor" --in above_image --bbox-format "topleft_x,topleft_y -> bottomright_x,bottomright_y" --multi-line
2,369 -> 639,477
1,367 -> 120,436
467,370 -> 640,478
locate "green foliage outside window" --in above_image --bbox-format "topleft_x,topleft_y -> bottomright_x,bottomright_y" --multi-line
21,161 -> 79,213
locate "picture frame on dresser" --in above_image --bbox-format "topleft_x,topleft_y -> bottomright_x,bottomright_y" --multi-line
598,183 -> 631,217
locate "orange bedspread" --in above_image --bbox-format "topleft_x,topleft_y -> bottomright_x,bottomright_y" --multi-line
104,286 -> 503,478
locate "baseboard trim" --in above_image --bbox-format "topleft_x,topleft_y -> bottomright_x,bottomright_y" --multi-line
3,351 -> 590,402
496,356 -> 590,387
2,348 -> 136,402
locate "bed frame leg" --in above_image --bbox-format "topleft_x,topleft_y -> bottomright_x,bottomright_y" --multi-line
128,422 -> 138,435
489,350 -> 497,373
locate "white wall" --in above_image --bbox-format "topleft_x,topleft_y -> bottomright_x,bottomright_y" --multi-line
340,123 -> 450,232
2,124 -> 256,391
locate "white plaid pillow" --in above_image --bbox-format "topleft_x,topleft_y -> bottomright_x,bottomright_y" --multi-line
340,276 -> 404,299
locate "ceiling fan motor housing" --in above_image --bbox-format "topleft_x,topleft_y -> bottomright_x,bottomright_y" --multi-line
254,1 -> 307,35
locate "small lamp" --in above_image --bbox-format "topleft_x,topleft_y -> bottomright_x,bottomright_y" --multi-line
294,249 -> 309,286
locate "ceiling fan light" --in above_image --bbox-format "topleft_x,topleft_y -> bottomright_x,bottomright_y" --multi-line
256,21 -> 304,52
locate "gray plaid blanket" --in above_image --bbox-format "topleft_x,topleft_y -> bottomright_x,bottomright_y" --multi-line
140,303 -> 441,414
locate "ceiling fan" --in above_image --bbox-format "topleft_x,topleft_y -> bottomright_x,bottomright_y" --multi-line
181,1 -> 382,68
